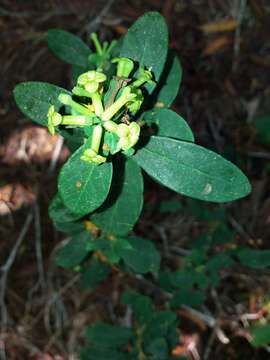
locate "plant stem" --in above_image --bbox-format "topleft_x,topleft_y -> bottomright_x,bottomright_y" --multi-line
91,33 -> 103,55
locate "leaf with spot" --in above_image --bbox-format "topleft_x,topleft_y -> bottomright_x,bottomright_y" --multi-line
134,136 -> 251,202
142,109 -> 194,142
120,12 -> 168,93
90,158 -> 144,236
47,29 -> 91,67
13,82 -> 71,126
58,144 -> 113,216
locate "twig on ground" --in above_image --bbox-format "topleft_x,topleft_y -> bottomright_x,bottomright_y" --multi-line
48,135 -> 64,174
0,211 -> 33,329
80,0 -> 116,35
232,0 -> 247,72
27,203 -> 46,301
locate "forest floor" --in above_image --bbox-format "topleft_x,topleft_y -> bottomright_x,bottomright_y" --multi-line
0,0 -> 270,359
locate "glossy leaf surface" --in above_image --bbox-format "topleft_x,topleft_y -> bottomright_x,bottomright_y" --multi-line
135,136 -> 251,203
58,144 -> 113,215
120,12 -> 168,93
47,29 -> 91,67
14,82 -> 70,126
143,108 -> 194,142
119,236 -> 160,274
91,158 -> 144,236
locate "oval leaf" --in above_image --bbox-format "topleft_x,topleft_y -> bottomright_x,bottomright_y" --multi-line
142,108 -> 194,142
237,248 -> 270,268
56,231 -> 91,269
251,325 -> 270,347
155,51 -> 182,107
134,136 -> 251,202
120,12 -> 168,93
79,258 -> 111,289
119,236 -> 160,274
47,29 -> 91,67
90,158 -> 144,236
49,192 -> 82,223
58,144 -> 113,215
13,81 -> 71,126
85,322 -> 133,348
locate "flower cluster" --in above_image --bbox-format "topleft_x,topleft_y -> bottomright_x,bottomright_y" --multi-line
47,53 -> 154,164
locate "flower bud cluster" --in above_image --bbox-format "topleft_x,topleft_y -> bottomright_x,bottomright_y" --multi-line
46,40 -> 154,164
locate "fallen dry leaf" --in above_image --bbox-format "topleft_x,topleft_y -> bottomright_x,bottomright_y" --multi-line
0,183 -> 36,215
0,125 -> 69,165
200,18 -> 239,33
202,36 -> 231,56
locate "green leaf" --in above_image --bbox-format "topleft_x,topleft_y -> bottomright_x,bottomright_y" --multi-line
142,109 -> 194,142
154,51 -> 182,107
159,200 -> 182,213
170,289 -> 206,308
58,144 -> 113,216
119,236 -> 160,274
121,291 -> 154,324
80,347 -> 128,360
252,115 -> 270,146
13,82 -> 71,126
144,311 -> 177,342
85,322 -> 133,348
56,231 -> 91,268
145,338 -> 168,359
237,248 -> 270,268
53,220 -> 85,234
134,136 -> 251,203
47,29 -> 91,67
120,12 -> 168,93
79,258 -> 111,289
49,192 -> 82,223
90,158 -> 144,236
251,325 -> 270,347
103,238 -> 133,264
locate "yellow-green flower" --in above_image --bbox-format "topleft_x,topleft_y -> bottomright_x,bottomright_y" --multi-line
116,122 -> 140,151
47,105 -> 62,135
77,70 -> 107,94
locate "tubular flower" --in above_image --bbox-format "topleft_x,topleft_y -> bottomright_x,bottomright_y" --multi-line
112,57 -> 134,78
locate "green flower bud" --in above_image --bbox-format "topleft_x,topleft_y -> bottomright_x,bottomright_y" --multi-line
58,93 -> 94,116
126,88 -> 144,114
112,57 -> 134,78
80,149 -> 106,164
132,67 -> 154,88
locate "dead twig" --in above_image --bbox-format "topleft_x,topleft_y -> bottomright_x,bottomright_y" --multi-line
0,211 -> 33,330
